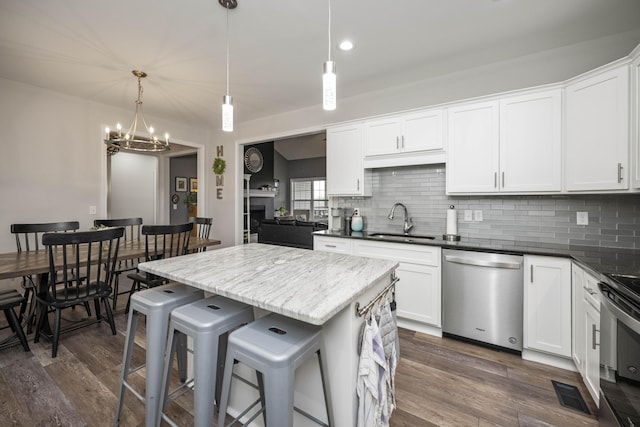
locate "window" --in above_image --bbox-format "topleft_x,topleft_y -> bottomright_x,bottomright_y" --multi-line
291,178 -> 328,221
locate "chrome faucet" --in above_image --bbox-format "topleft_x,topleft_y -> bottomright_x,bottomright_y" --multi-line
388,203 -> 413,234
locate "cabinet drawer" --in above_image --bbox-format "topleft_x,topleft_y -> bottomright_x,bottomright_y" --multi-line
354,240 -> 440,266
313,236 -> 352,254
583,271 -> 600,310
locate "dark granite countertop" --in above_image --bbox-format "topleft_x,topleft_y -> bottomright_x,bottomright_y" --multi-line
314,230 -> 640,279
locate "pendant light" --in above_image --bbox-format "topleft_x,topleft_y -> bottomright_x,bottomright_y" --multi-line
220,0 -> 236,132
323,0 -> 336,111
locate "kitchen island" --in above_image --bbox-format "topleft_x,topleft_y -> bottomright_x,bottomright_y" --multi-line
138,243 -> 398,426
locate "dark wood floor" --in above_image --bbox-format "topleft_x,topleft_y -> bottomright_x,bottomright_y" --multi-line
0,280 -> 599,426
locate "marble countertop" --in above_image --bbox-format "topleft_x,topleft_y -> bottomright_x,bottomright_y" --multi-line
138,243 -> 398,325
315,230 -> 640,278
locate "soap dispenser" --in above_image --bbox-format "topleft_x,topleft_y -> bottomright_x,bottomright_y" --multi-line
351,208 -> 364,232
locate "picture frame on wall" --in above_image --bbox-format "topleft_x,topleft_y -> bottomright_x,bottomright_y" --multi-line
176,176 -> 188,192
189,178 -> 198,192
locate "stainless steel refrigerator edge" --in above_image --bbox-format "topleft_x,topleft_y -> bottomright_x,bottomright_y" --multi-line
442,249 -> 524,351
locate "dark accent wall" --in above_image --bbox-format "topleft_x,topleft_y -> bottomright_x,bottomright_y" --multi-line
289,157 -> 326,179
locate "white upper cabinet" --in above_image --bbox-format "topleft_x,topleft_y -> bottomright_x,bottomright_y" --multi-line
363,108 -> 445,168
632,49 -> 640,189
326,123 -> 371,196
565,65 -> 629,191
447,89 -> 562,194
446,100 -> 500,193
499,90 -> 562,192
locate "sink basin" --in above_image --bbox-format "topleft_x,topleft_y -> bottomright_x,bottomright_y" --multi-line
368,232 -> 436,243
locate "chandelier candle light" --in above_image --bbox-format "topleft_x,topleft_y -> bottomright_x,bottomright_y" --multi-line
104,70 -> 170,152
323,0 -> 336,111
221,0 -> 237,132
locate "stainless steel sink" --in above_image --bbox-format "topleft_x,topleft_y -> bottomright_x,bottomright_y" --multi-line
367,232 -> 436,243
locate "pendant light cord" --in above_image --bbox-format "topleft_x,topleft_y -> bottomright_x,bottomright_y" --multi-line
226,4 -> 230,96
327,0 -> 331,61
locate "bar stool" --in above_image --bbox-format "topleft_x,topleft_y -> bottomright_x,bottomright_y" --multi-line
114,283 -> 203,427
159,295 -> 254,427
217,313 -> 334,427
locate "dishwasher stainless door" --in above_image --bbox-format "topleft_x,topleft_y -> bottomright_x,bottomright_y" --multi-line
442,249 -> 524,351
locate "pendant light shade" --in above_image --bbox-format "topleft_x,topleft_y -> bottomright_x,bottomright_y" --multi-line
323,60 -> 336,111
220,0 -> 236,132
222,95 -> 233,132
322,0 -> 336,111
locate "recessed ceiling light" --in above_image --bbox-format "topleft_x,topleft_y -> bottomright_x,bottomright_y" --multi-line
338,40 -> 354,51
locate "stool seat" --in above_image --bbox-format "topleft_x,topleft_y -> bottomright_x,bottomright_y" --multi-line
114,283 -> 204,427
218,313 -> 334,427
160,295 -> 254,427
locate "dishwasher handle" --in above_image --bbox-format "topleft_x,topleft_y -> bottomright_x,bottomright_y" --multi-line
444,255 -> 522,269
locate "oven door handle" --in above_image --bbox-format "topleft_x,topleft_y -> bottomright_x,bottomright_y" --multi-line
600,287 -> 640,336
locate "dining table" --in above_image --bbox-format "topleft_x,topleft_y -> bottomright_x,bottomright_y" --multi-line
0,234 -> 222,345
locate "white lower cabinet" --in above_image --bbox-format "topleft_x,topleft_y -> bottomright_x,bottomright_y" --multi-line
313,235 -> 353,254
584,296 -> 601,404
313,236 -> 441,330
571,264 -> 586,373
354,241 -> 441,328
524,255 -> 572,357
571,262 -> 601,405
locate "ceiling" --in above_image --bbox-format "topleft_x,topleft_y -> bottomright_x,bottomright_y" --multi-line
2,0 -> 640,132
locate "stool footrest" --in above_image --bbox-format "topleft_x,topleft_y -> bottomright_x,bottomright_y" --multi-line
122,379 -> 146,404
166,379 -> 195,404
224,397 -> 263,427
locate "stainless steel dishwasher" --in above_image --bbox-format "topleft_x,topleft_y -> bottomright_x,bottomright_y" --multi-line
442,249 -> 524,352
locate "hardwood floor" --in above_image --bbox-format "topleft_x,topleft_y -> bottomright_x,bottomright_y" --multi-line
0,280 -> 599,426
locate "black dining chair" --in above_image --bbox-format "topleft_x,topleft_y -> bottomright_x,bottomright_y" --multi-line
10,221 -> 81,333
34,227 -> 124,358
189,216 -> 212,252
125,223 -> 194,313
94,218 -> 143,310
0,289 -> 30,352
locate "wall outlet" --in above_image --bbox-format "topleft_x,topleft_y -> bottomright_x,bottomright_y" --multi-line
89,205 -> 97,215
474,210 -> 483,222
577,211 -> 589,225
464,210 -> 473,221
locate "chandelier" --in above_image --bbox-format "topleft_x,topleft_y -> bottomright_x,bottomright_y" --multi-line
104,70 -> 170,153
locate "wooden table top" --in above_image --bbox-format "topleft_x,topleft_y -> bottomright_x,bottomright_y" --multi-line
0,237 -> 221,280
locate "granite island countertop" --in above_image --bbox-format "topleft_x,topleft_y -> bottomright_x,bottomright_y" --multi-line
137,243 -> 398,325
314,230 -> 640,278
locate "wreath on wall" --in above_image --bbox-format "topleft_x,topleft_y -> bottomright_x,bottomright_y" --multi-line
212,157 -> 226,175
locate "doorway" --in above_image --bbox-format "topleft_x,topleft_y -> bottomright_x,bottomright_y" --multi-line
102,136 -> 206,225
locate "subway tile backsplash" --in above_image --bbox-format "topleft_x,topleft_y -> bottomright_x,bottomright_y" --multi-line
333,164 -> 640,249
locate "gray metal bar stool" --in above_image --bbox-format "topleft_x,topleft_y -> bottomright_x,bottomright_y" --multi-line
114,283 -> 203,427
159,295 -> 254,427
217,313 -> 334,427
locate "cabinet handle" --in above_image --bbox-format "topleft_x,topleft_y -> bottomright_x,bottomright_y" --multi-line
583,286 -> 596,296
325,244 -> 337,248
494,172 -> 497,188
502,172 -> 505,188
396,136 -> 399,150
357,179 -> 360,191
618,163 -> 623,183
530,265 -> 533,282
592,324 -> 600,350
401,135 -> 405,149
